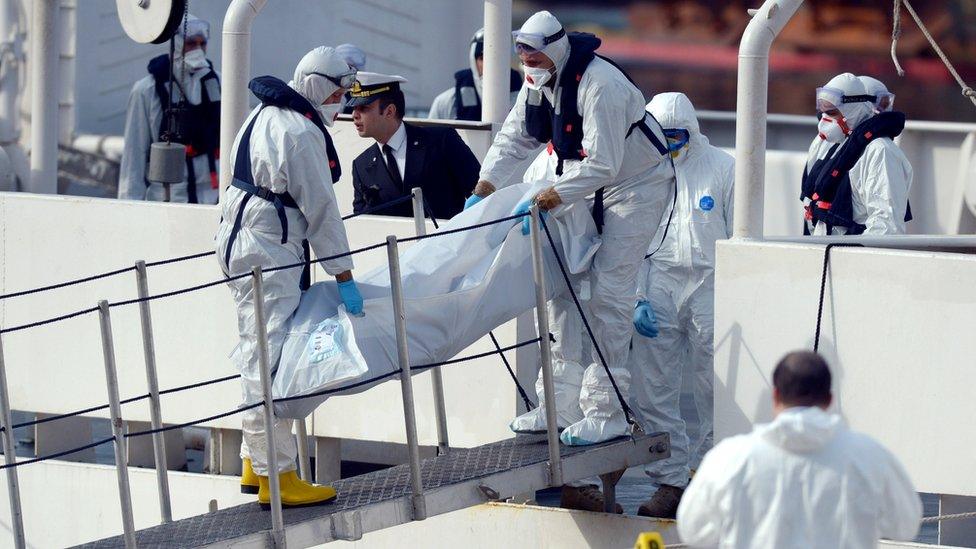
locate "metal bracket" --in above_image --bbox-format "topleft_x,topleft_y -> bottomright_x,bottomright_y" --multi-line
332,510 -> 364,541
599,469 -> 626,513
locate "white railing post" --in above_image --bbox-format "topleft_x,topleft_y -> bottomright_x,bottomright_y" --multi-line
250,267 -> 285,545
386,235 -> 427,520
97,300 -> 137,548
219,0 -> 269,202
482,0 -> 513,124
295,419 -> 311,481
134,261 -> 173,524
732,0 -> 806,238
0,335 -> 27,549
528,206 -> 562,486
411,188 -> 450,456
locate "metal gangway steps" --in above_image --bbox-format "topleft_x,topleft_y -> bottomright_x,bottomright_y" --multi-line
79,433 -> 669,548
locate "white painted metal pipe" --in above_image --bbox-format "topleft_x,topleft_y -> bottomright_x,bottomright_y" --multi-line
134,261 -> 173,524
529,205 -> 562,487
219,0 -> 268,203
411,188 -> 450,456
97,300 -> 136,548
766,235 -> 976,251
481,0 -> 512,124
28,0 -> 59,194
387,235 -> 427,521
0,0 -> 22,145
732,0 -> 805,239
57,0 -> 75,145
251,267 -> 285,544
0,335 -> 26,549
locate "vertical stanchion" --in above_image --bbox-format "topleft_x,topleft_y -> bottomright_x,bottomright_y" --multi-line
387,235 -> 427,520
529,206 -> 562,486
0,335 -> 27,549
295,419 -> 311,481
98,300 -> 137,548
411,188 -> 450,456
134,261 -> 173,524
251,267 -> 285,545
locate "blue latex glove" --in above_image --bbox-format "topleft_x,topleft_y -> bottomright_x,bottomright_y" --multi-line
633,300 -> 659,338
337,279 -> 364,316
512,198 -> 547,236
463,194 -> 483,210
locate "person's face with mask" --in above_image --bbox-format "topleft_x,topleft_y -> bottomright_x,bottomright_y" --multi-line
518,46 -> 555,91
817,103 -> 851,144
317,88 -> 346,127
182,36 -> 208,71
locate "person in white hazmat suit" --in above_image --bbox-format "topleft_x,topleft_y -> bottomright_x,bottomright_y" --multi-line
428,28 -> 521,121
470,10 -> 675,446
677,351 -> 921,548
215,46 -> 363,506
118,14 -> 221,204
801,73 -> 913,236
628,92 -> 733,519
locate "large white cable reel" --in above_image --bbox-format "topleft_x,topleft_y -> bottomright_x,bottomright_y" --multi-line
116,0 -> 187,44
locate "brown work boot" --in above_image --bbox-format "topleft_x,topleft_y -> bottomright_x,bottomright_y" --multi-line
637,484 -> 684,519
560,484 -> 623,514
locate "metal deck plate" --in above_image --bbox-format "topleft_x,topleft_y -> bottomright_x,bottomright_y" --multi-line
78,432 -> 668,548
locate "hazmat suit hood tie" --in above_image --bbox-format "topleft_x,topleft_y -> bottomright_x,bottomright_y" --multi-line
249,75 -> 341,182
757,406 -> 842,453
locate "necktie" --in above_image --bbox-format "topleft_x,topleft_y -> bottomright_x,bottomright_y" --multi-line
383,143 -> 403,190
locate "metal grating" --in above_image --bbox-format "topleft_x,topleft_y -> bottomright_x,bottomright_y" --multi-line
77,434 -> 662,548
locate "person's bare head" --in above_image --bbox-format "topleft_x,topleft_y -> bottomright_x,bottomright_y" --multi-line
772,351 -> 833,415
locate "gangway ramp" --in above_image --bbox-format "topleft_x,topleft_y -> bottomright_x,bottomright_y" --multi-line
79,433 -> 669,548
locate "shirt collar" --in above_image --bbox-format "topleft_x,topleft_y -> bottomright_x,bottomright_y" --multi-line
383,122 -> 406,152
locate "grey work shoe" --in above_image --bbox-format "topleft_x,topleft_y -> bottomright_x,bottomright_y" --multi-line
637,484 -> 685,519
560,484 -> 623,514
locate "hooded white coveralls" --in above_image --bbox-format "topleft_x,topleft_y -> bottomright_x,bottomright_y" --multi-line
677,406 -> 922,548
630,92 -> 733,487
215,47 -> 354,476
484,11 -> 675,444
805,73 -> 913,236
428,29 -> 520,121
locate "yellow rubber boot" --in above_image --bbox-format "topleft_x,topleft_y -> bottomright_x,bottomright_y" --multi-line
258,470 -> 337,507
241,458 -> 260,494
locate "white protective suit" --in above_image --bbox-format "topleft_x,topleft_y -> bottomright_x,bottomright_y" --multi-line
804,73 -> 913,236
428,28 -> 519,120
485,11 -> 675,445
629,93 -> 733,488
118,15 -> 220,204
677,406 -> 922,548
215,47 -> 354,477
859,75 -> 895,113
509,148 -> 590,432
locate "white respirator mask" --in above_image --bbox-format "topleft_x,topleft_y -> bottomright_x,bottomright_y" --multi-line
523,66 -> 554,91
817,116 -> 848,144
183,48 -> 209,71
317,102 -> 343,127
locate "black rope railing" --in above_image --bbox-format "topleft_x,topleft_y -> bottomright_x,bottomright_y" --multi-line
539,216 -> 639,429
814,243 -> 863,352
0,436 -> 115,470
0,206 -> 541,469
0,195 -> 418,303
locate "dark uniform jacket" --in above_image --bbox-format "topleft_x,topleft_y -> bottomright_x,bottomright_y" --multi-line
352,122 -> 480,219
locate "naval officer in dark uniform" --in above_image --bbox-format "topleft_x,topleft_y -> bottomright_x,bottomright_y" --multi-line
348,72 -> 480,219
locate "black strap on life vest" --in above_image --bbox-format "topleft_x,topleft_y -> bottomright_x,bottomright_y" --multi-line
453,68 -> 523,121
223,105 -> 301,274
801,111 -> 910,234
